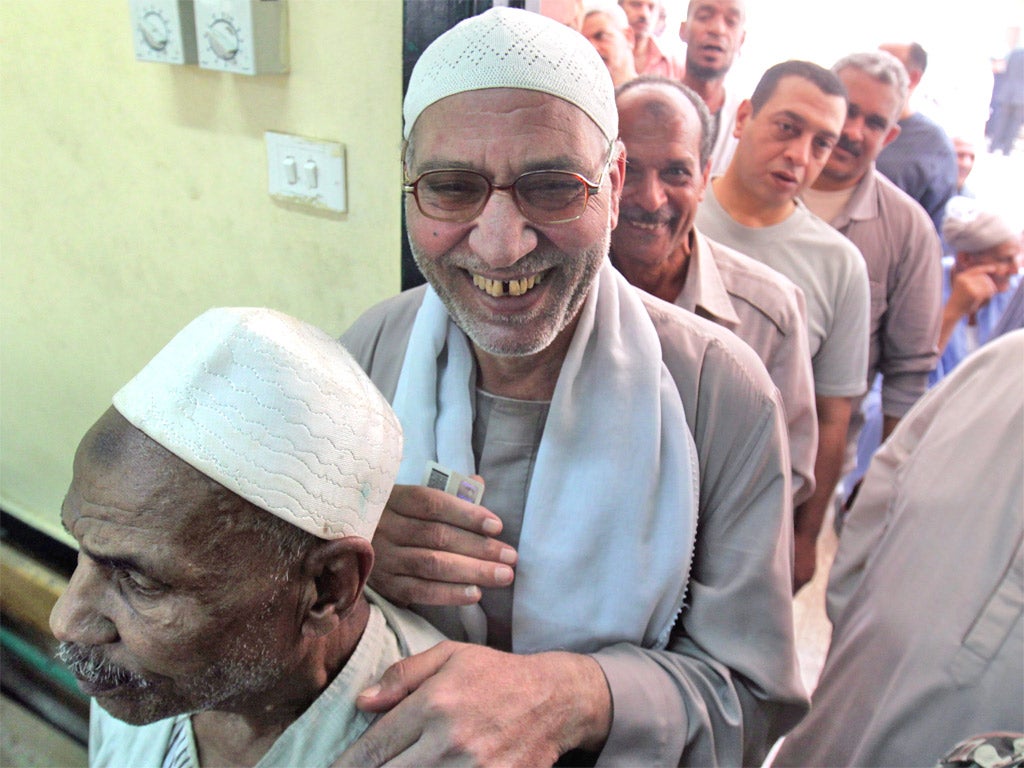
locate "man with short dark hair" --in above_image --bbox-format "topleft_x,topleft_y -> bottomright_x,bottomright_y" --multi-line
678,0 -> 747,173
51,307 -> 444,767
801,50 -> 943,512
620,0 -> 685,78
697,60 -> 871,589
582,3 -> 638,86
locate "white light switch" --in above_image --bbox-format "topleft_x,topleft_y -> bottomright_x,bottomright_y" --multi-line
129,0 -> 198,64
266,132 -> 346,213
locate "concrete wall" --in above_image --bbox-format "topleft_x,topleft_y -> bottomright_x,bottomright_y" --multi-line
1,0 -> 404,544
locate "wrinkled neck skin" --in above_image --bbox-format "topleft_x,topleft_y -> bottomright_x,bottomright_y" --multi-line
191,599 -> 370,768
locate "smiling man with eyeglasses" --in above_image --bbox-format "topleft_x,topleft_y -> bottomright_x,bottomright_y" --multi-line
337,8 -> 807,766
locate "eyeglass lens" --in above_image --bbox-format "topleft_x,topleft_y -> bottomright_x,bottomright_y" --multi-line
412,170 -> 591,224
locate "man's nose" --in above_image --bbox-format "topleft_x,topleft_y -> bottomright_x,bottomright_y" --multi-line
844,116 -> 864,144
785,135 -> 814,167
628,170 -> 667,211
467,189 -> 539,270
49,557 -> 118,647
705,13 -> 727,35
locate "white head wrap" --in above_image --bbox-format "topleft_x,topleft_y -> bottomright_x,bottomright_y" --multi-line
112,308 -> 403,541
943,199 -> 1018,254
403,7 -> 617,142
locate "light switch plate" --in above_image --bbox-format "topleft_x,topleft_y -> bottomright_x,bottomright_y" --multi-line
194,0 -> 288,75
129,0 -> 198,64
266,132 -> 346,214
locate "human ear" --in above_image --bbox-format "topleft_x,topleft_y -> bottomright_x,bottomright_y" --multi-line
733,99 -> 753,138
300,537 -> 374,637
882,123 -> 901,149
607,140 -> 627,230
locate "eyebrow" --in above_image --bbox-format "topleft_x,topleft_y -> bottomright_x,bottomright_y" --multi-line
775,109 -> 840,142
412,154 -> 599,177
78,544 -> 150,576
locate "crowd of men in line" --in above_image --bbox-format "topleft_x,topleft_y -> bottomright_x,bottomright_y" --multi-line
53,4 -> 1022,767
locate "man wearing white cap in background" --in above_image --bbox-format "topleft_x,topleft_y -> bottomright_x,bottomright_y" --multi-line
339,7 -> 806,766
931,202 -> 1023,384
50,307 -> 444,767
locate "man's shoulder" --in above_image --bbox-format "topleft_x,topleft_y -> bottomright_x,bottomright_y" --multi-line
701,235 -> 806,334
794,204 -> 866,264
341,286 -> 426,353
343,286 -> 427,340
639,289 -> 777,401
367,587 -> 447,656
871,171 -> 941,239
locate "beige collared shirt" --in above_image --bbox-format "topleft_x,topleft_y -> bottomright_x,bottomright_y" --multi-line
676,230 -> 818,505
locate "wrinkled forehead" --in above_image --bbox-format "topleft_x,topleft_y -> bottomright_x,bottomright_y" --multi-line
405,88 -> 609,167
69,411 -> 222,541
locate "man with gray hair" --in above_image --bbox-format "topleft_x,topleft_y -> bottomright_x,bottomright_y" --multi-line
801,50 -> 943,518
932,202 -> 1022,383
338,8 -> 806,765
51,307 -> 444,767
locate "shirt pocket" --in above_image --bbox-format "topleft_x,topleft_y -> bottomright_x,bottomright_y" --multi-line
947,539 -> 1024,688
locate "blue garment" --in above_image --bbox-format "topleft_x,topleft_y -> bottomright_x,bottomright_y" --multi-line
845,262 -> 1021,499
876,112 -> 958,236
991,279 -> 1024,340
930,256 -> 1022,386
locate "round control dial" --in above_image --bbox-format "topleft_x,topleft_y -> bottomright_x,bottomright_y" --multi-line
207,18 -> 240,60
139,10 -> 170,51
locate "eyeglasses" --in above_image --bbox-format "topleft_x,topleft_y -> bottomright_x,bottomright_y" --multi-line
403,153 -> 613,225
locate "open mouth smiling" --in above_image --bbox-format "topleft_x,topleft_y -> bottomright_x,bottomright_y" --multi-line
472,271 -> 544,297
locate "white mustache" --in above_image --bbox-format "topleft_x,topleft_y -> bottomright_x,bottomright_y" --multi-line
57,642 -> 149,689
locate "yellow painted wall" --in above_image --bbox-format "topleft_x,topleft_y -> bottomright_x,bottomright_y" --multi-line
0,1 -> 404,544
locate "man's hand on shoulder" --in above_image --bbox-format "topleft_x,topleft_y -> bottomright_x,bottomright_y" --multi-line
333,641 -> 612,767
369,484 -> 518,606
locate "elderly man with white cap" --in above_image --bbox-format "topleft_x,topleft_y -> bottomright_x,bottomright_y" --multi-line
338,7 -> 806,766
50,307 -> 445,767
932,201 -> 1022,384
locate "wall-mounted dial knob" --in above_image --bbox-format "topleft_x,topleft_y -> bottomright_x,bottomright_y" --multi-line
194,0 -> 289,76
206,18 -> 240,60
139,10 -> 170,51
129,0 -> 198,65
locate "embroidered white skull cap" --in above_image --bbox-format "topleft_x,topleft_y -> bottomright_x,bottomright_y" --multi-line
112,308 -> 402,540
403,6 -> 617,142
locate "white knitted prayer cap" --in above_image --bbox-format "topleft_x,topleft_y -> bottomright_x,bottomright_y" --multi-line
112,308 -> 402,541
403,7 -> 617,142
